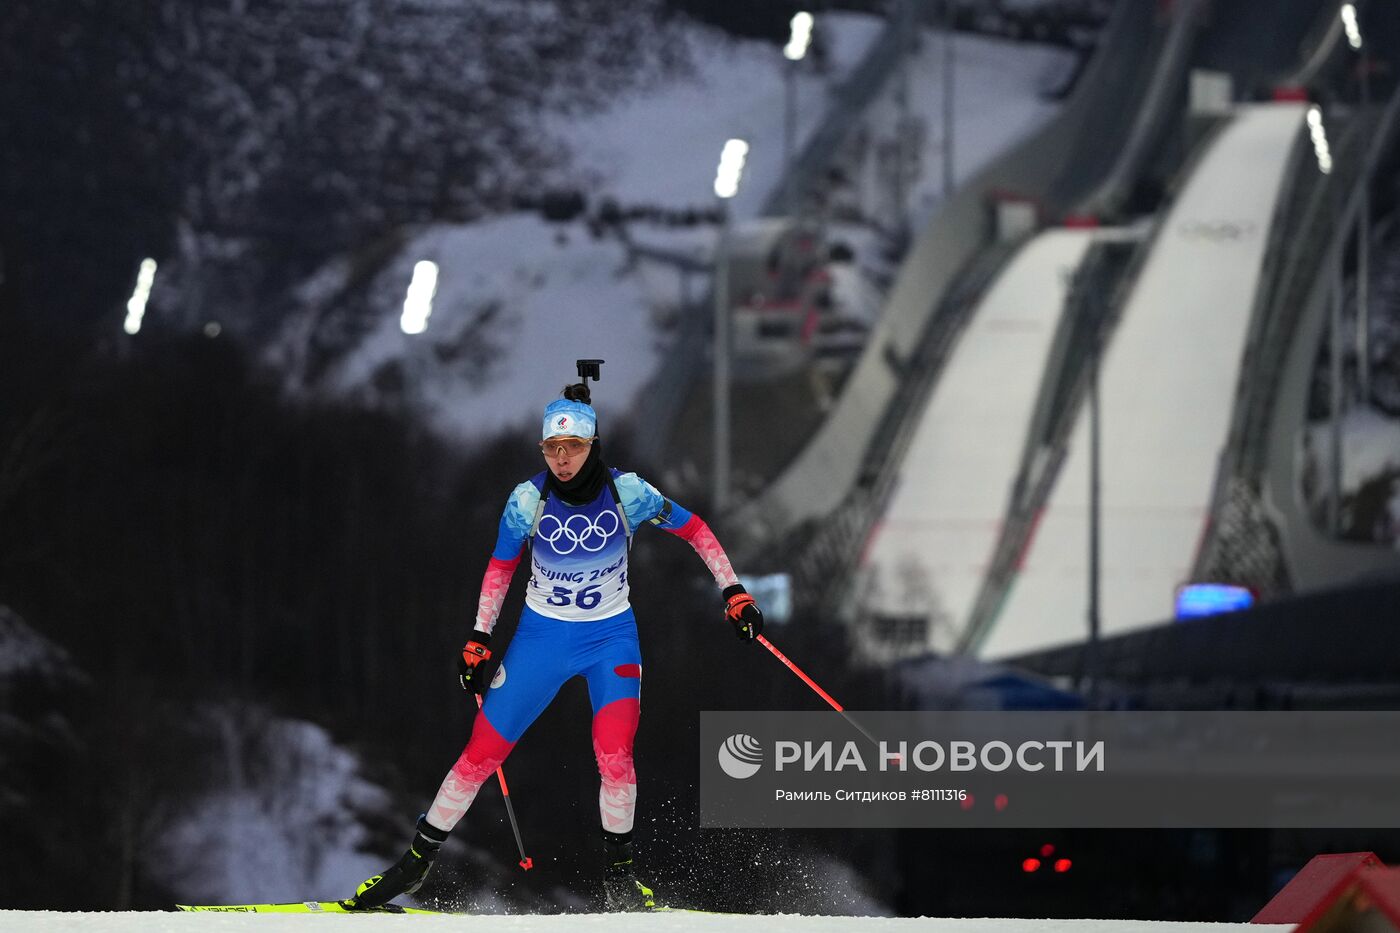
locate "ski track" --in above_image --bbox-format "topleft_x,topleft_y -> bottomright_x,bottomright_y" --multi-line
0,912 -> 1292,933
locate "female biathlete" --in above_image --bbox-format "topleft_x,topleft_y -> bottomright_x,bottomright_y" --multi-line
348,376 -> 765,912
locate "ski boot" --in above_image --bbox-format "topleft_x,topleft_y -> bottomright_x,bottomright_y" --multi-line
346,815 -> 449,911
601,830 -> 659,912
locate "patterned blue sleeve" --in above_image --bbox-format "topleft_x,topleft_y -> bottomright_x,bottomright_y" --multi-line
613,471 -> 693,530
493,480 -> 540,560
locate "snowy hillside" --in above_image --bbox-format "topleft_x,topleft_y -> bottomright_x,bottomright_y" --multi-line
269,17 -> 1076,446
0,607 -> 91,888
0,611 -> 442,912
150,706 -> 397,907
0,605 -> 88,685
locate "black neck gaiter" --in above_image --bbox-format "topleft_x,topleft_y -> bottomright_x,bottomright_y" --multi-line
545,440 -> 608,506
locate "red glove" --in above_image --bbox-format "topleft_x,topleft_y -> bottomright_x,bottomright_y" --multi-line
723,584 -> 764,641
457,632 -> 494,693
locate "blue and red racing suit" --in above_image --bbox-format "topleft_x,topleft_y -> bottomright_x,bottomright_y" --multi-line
424,468 -> 739,836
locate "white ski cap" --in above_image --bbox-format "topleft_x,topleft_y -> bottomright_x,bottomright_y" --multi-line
542,398 -> 597,440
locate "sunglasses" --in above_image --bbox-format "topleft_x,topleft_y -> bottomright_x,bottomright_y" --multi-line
538,437 -> 593,457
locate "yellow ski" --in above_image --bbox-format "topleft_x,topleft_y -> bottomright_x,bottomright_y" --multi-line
177,901 -> 738,915
175,901 -> 441,914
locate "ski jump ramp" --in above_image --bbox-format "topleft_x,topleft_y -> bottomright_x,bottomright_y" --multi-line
981,103 -> 1308,660
860,229 -> 1098,652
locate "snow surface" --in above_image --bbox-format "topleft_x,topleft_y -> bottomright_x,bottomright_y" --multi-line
0,913 -> 1293,933
280,17 -> 1075,446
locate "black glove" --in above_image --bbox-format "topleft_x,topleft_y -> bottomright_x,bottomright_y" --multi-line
457,631 -> 495,693
722,584 -> 764,641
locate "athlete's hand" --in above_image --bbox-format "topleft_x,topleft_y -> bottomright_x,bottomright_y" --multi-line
457,632 -> 495,693
723,584 -> 764,641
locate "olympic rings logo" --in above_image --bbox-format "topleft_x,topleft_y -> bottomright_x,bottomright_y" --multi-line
537,510 -> 620,554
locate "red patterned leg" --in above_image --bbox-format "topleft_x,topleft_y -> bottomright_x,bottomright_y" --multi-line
425,710 -> 515,832
592,697 -> 640,834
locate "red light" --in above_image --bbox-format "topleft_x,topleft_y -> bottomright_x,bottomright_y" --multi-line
1040,844 -> 1055,857
994,794 -> 1009,811
960,794 -> 975,810
1022,858 -> 1041,873
1054,858 -> 1072,873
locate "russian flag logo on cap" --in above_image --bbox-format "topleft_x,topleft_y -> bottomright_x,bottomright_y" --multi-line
542,398 -> 597,440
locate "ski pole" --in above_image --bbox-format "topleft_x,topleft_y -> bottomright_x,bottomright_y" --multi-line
475,694 -> 534,870
756,634 -> 881,749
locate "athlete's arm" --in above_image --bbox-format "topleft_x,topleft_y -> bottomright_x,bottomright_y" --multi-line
474,551 -> 521,637
472,481 -> 538,636
654,498 -> 764,638
656,503 -> 740,589
614,473 -> 739,589
615,471 -> 762,638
